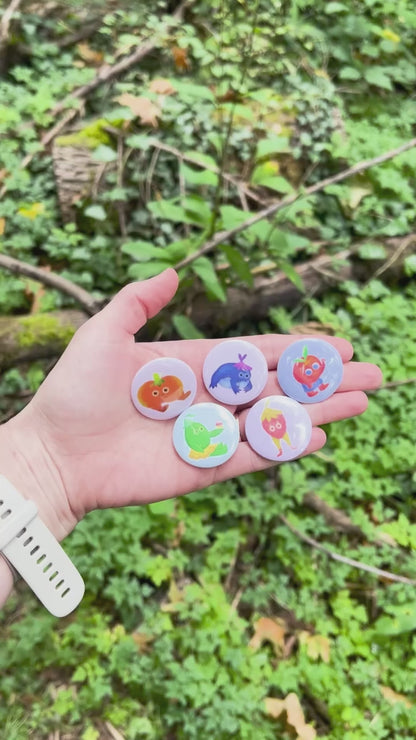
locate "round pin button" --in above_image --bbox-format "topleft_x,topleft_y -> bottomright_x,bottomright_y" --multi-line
277,338 -> 343,404
203,339 -> 268,406
245,395 -> 312,461
172,403 -> 239,468
131,358 -> 197,420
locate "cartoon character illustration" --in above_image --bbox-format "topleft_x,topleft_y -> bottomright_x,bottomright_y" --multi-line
292,345 -> 329,397
261,403 -> 294,458
138,373 -> 191,412
183,415 -> 228,460
209,354 -> 253,394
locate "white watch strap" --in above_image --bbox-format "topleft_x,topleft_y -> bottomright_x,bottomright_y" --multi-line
0,475 -> 84,617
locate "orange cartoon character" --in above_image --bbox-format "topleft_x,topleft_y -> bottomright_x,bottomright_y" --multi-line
261,402 -> 294,458
138,373 -> 191,412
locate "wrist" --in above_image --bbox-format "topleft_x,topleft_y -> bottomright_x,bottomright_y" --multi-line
0,407 -> 78,543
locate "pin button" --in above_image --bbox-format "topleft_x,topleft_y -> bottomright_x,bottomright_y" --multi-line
245,395 -> 312,461
203,339 -> 268,406
277,338 -> 343,404
131,358 -> 197,420
172,403 -> 239,468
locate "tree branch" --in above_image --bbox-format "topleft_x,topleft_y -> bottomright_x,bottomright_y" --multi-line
279,515 -> 416,585
0,255 -> 101,315
174,136 -> 416,269
0,0 -> 21,45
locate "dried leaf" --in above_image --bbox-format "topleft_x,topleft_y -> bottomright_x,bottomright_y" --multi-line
380,685 -> 413,708
115,94 -> 161,127
299,632 -> 330,663
249,616 -> 286,655
149,78 -> 177,96
77,42 -> 104,66
160,578 -> 185,613
0,217 -> 5,235
265,693 -> 316,740
131,631 -> 155,653
171,45 -> 191,71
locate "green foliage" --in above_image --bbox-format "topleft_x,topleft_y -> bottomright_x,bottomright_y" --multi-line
1,1 -> 416,738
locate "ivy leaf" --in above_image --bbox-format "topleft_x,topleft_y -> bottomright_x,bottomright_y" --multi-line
192,257 -> 226,302
92,145 -> 118,162
364,67 -> 393,90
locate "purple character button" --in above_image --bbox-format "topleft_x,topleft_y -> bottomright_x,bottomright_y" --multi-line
277,338 -> 343,404
203,339 -> 268,406
245,395 -> 312,462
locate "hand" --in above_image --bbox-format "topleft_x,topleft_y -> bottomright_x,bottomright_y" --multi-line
0,269 -> 382,544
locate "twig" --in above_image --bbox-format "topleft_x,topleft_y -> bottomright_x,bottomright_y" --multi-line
371,233 -> 415,281
0,0 -> 21,45
174,136 -> 416,270
0,255 -> 101,315
279,515 -> 416,585
368,377 -> 416,392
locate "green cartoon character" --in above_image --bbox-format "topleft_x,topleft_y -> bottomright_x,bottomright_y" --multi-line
183,415 -> 228,460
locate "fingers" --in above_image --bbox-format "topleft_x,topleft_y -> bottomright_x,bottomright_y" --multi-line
340,361 -> 383,391
212,427 -> 328,482
99,269 -> 179,335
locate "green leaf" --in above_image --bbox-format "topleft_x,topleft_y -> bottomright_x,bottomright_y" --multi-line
122,240 -> 167,262
339,66 -> 361,81
92,144 -> 118,162
220,244 -> 253,286
84,205 -> 106,220
127,260 -> 171,280
325,1 -> 348,13
279,261 -> 304,292
364,67 -> 393,90
172,314 -> 205,339
180,163 -> 218,187
256,176 -> 294,194
220,205 -> 254,230
357,243 -> 387,260
256,136 -> 290,160
125,134 -> 153,150
404,254 -> 416,276
192,257 -> 226,302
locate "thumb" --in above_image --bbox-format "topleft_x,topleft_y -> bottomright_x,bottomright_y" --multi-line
99,269 -> 179,335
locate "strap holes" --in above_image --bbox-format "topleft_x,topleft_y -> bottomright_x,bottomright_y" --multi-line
37,554 -> 46,565
30,545 -> 40,556
61,587 -> 70,598
23,536 -> 33,547
55,579 -> 65,590
17,528 -> 27,538
43,562 -> 52,573
49,571 -> 58,582
1,508 -> 11,519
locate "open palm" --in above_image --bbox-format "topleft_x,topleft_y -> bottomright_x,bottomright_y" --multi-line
26,270 -> 382,523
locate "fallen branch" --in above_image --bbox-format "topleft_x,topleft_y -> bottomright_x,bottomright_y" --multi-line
0,255 -> 101,315
279,515 -> 416,585
0,0 -> 21,45
174,136 -> 416,269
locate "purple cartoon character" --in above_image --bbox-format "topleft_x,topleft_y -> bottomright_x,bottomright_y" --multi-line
209,354 -> 253,395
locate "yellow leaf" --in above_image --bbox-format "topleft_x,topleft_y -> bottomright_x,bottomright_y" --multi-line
380,29 -> 400,43
380,685 -> 413,708
299,632 -> 330,663
18,202 -> 45,220
249,616 -> 286,655
265,693 -> 316,740
115,93 -> 161,127
160,578 -> 185,613
149,78 -> 177,96
0,217 -> 5,235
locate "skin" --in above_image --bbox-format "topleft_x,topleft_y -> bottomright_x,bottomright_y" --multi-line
0,268 -> 383,607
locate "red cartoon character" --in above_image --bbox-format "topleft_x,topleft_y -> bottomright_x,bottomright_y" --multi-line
292,345 -> 329,397
138,373 -> 191,412
261,403 -> 294,457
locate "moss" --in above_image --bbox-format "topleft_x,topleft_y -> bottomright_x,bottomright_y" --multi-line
55,118 -> 123,149
18,315 -> 76,348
